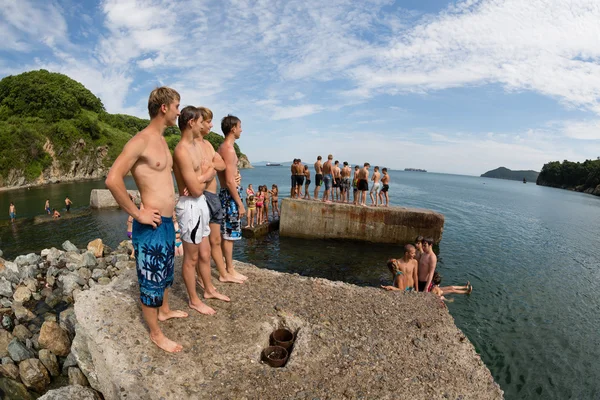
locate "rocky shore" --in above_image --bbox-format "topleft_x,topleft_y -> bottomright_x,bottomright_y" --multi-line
0,238 -> 134,399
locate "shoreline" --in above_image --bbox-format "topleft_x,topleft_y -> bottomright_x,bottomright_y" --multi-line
0,175 -> 108,193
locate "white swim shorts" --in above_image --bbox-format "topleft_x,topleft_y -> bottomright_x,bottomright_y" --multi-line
175,195 -> 211,244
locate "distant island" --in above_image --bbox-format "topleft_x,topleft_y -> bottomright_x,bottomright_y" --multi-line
537,159 -> 600,196
481,167 -> 539,182
405,168 -> 427,172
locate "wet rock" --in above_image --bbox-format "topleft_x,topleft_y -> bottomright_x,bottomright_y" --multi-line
14,254 -> 40,268
19,358 -> 50,393
12,303 -> 35,322
0,329 -> 12,357
87,239 -> 104,258
39,321 -> 71,357
0,261 -> 20,284
62,241 -> 78,252
0,363 -> 20,380
38,349 -> 59,377
0,377 -> 32,400
68,366 -> 89,386
59,273 -> 82,296
13,287 -> 32,303
12,325 -> 32,341
0,278 -> 13,297
38,385 -> 102,400
7,338 -> 35,362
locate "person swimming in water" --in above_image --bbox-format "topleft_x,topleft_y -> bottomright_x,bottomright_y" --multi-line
430,273 -> 473,301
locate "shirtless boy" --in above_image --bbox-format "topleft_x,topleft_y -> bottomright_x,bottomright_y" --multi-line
290,160 -> 297,198
370,166 -> 382,206
217,115 -> 248,282
173,106 -> 230,317
352,165 -> 360,205
357,163 -> 370,206
105,87 -> 187,353
340,161 -> 351,203
381,244 -> 419,292
9,202 -> 16,222
333,161 -> 342,202
314,156 -> 323,200
295,159 -> 305,198
414,236 -> 424,261
418,237 -> 438,292
379,168 -> 390,207
65,196 -> 72,212
196,107 -> 244,285
45,199 -> 51,215
322,154 -> 334,203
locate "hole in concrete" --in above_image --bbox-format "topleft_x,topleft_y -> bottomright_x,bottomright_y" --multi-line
261,327 -> 299,368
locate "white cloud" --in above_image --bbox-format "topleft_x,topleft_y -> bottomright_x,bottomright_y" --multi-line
271,104 -> 324,120
561,120 -> 600,140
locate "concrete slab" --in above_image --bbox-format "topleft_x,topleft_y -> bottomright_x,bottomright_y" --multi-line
73,259 -> 501,400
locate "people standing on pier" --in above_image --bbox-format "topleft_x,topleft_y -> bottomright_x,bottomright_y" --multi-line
65,196 -> 72,212
105,86 -> 188,353
271,184 -> 279,218
45,199 -> 51,215
245,194 -> 256,228
381,244 -> 419,292
9,202 -> 16,222
262,185 -> 270,223
290,160 -> 297,198
218,115 -> 248,282
340,161 -> 351,203
173,106 -> 231,313
379,168 -> 390,207
414,236 -> 424,261
303,164 -> 311,199
197,107 -> 244,285
333,160 -> 341,202
295,159 -> 305,198
255,186 -> 264,225
370,166 -> 382,206
322,154 -> 334,203
314,156 -> 323,200
418,238 -> 438,292
357,163 -> 370,206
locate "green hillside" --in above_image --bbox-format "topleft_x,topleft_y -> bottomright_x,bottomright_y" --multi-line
537,159 -> 600,192
480,167 -> 539,182
0,69 -> 245,185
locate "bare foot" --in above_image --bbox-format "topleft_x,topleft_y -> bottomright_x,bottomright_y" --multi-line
158,309 -> 188,322
204,290 -> 230,302
244,225 -> 250,228
219,274 -> 244,284
229,270 -> 248,281
189,300 -> 216,315
150,332 -> 183,353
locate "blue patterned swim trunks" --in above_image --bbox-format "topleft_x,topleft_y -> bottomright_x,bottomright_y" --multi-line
132,216 -> 175,307
219,188 -> 242,241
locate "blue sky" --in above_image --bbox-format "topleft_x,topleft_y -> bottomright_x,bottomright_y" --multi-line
2,0 -> 600,175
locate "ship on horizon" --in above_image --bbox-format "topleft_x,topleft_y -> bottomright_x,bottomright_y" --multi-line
266,162 -> 282,166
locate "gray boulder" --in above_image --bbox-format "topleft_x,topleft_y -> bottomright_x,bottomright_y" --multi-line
38,385 -> 102,400
62,240 -> 79,252
42,248 -> 64,266
68,366 -> 89,386
14,253 -> 40,268
13,287 -> 32,303
0,261 -> 20,284
0,329 -> 12,358
0,363 -> 20,380
0,278 -> 13,298
12,304 -> 35,322
59,273 -> 82,296
78,268 -> 92,281
59,307 -> 77,339
19,264 -> 38,281
91,269 -> 107,280
81,252 -> 97,269
12,325 -> 32,342
7,338 -> 35,362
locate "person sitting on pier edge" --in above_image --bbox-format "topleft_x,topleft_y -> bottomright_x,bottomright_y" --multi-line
381,244 -> 419,292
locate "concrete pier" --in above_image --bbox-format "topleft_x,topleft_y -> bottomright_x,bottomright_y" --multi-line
279,198 -> 444,244
90,189 -> 140,209
242,219 -> 280,238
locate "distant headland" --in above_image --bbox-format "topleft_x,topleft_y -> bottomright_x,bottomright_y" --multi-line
480,167 -> 538,182
404,168 -> 427,172
537,159 -> 600,196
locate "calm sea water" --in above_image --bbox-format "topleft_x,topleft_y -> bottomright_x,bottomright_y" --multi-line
1,167 -> 599,399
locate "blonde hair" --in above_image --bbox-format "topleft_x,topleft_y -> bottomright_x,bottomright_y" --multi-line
198,107 -> 213,121
148,87 -> 180,118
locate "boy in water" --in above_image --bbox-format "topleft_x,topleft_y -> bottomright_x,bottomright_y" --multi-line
381,244 -> 419,292
45,199 -> 51,215
431,273 -> 473,301
105,87 -> 188,353
65,196 -> 72,212
9,202 -> 16,222
52,209 -> 61,219
379,168 -> 390,207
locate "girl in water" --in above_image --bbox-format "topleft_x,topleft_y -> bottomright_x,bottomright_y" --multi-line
271,184 -> 279,218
